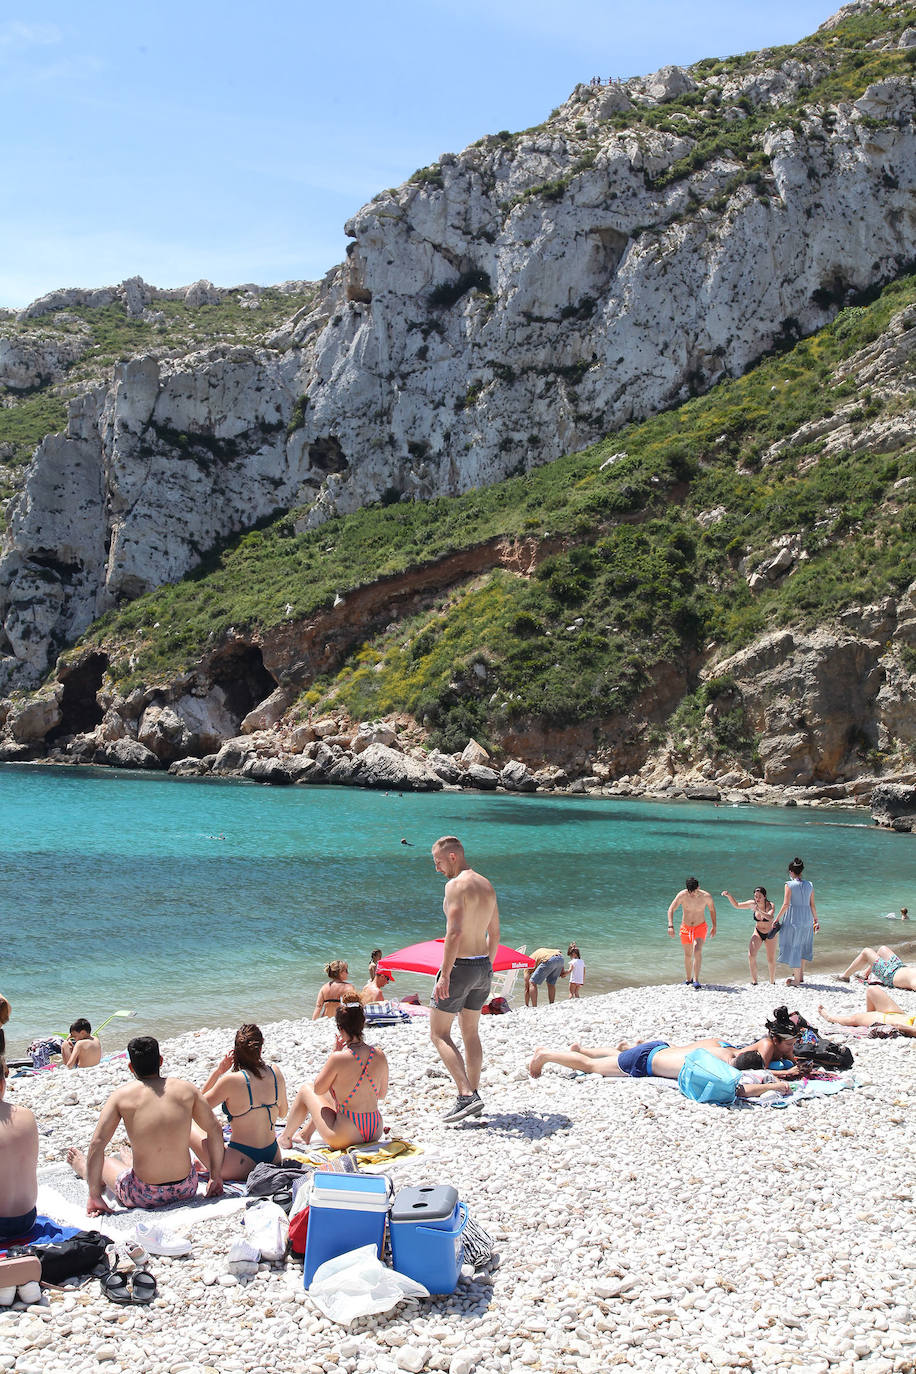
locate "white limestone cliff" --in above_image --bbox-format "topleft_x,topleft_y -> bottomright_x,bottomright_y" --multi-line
2,3 -> 916,687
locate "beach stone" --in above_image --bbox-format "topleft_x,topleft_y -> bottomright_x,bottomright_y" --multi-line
397,1348 -> 429,1372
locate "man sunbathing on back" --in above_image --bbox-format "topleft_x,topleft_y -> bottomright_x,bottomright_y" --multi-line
67,1035 -> 224,1214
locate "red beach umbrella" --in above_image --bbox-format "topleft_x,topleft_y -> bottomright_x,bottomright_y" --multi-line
378,939 -> 535,976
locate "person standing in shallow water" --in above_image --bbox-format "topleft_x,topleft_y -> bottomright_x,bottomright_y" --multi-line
429,836 -> 499,1123
667,877 -> 716,989
776,857 -> 818,987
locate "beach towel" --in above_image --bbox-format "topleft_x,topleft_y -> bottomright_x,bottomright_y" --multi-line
36,1164 -> 247,1240
284,1139 -> 422,1169
731,1076 -> 859,1109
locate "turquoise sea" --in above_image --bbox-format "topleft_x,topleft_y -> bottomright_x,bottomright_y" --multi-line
1,764 -> 913,1054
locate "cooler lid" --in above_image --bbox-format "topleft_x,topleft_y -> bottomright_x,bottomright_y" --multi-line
390,1183 -> 459,1223
311,1171 -> 389,1208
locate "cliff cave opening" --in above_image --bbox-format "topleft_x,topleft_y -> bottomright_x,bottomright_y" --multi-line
308,437 -> 348,474
209,644 -> 277,721
48,652 -> 108,740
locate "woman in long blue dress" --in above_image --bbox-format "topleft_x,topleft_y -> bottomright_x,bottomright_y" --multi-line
776,857 -> 818,987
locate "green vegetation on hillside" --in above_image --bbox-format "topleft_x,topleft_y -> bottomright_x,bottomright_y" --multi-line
82,273 -> 916,753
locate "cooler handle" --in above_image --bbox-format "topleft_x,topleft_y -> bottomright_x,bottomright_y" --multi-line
414,1201 -> 469,1239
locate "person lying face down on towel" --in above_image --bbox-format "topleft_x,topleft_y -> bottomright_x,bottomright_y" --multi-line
527,1037 -> 794,1096
0,1052 -> 39,1240
818,987 -> 916,1036
67,1035 -> 225,1215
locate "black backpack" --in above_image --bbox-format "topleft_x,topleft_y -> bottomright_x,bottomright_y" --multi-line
794,1035 -> 853,1072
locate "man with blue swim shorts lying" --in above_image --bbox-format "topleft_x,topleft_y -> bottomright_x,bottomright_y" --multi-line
528,1036 -> 739,1080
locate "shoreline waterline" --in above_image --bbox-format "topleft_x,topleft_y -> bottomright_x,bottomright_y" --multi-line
2,764 -> 912,1054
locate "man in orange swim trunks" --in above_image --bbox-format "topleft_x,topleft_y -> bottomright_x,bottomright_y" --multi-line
667,877 -> 716,989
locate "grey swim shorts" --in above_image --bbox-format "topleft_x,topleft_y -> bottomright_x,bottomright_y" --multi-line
431,956 -> 493,1014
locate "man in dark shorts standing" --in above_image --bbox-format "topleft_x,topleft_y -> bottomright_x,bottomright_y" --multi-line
430,836 -> 500,1122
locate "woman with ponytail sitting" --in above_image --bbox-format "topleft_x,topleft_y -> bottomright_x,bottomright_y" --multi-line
278,1000 -> 388,1151
191,1024 -> 288,1180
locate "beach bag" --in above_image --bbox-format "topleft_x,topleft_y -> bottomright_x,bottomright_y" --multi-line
462,1212 -> 495,1268
677,1049 -> 741,1105
244,1200 -> 289,1262
28,1038 -> 60,1069
27,1230 -> 110,1283
794,1035 -> 853,1071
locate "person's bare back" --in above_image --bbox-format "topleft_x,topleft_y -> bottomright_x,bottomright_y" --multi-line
112,1075 -> 202,1184
0,1082 -> 38,1219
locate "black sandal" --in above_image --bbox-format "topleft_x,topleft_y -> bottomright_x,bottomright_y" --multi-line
130,1269 -> 157,1305
100,1270 -> 132,1305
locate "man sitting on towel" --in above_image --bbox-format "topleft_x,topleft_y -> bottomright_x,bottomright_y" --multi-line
0,1051 -> 39,1239
67,1035 -> 225,1214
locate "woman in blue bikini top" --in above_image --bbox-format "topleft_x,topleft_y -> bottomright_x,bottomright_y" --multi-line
192,1024 -> 289,1181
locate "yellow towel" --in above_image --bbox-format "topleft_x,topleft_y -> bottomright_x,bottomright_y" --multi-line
284,1138 -> 423,1167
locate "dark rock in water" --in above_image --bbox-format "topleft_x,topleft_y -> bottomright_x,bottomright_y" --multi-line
891,816 -> 913,832
782,798 -> 798,807
349,742 -> 443,791
94,738 -> 160,769
428,750 -> 462,784
465,763 -> 499,790
168,758 -> 211,777
500,759 -> 537,792
244,756 -> 294,785
871,782 -> 916,830
0,740 -> 43,762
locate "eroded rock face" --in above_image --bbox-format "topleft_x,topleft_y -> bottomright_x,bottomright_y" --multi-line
3,45 -> 916,689
715,628 -> 887,785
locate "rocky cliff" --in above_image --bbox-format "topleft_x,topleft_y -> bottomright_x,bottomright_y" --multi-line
2,1 -> 916,690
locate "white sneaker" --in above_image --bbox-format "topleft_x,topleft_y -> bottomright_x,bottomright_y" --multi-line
131,1220 -> 192,1257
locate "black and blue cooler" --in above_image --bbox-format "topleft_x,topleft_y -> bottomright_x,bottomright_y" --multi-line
302,1172 -> 389,1287
389,1184 -> 469,1294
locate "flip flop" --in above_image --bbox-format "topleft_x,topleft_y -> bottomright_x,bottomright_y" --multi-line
130,1269 -> 157,1305
100,1270 -> 132,1305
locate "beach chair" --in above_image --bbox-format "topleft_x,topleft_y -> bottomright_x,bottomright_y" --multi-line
489,945 -> 526,1007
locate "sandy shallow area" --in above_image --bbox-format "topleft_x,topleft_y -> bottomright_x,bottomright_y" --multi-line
2,976 -> 915,1374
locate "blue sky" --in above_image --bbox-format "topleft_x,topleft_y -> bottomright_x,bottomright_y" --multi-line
2,1 -> 837,308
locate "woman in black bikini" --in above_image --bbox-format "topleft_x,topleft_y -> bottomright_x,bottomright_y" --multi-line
313,960 -> 358,1020
191,1024 -> 288,1181
721,886 -> 778,985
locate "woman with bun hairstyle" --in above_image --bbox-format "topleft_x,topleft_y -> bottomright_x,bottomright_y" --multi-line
278,999 -> 388,1150
775,858 -> 819,988
191,1024 -> 288,1180
313,960 -> 357,1020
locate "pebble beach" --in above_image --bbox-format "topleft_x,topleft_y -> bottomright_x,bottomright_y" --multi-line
2,977 -> 915,1374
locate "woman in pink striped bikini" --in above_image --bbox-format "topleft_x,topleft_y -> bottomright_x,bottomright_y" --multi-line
278,1001 -> 388,1150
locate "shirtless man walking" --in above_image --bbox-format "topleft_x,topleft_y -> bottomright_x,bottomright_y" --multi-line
67,1035 -> 225,1215
429,836 -> 499,1122
667,877 -> 716,988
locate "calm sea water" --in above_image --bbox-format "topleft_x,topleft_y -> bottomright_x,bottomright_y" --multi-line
1,764 -> 913,1053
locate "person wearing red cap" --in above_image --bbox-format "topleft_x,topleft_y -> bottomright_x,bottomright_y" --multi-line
361,968 -> 396,1004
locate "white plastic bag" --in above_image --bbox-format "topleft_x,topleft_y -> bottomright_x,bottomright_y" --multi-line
243,1199 -> 289,1262
307,1244 -> 429,1325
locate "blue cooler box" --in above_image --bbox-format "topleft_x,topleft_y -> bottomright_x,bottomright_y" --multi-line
389,1184 -> 469,1294
303,1172 -> 389,1287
